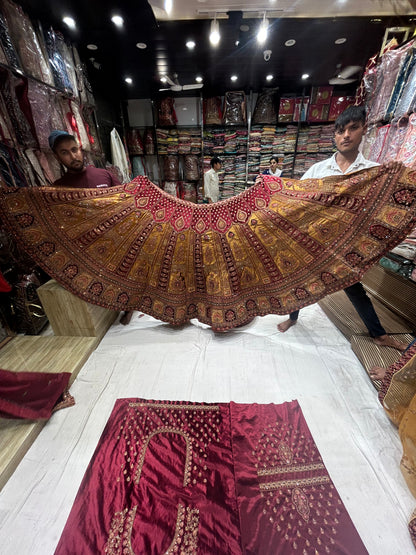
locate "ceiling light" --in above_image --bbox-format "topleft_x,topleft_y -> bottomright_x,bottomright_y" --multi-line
231,75 -> 238,81
111,15 -> 124,27
196,76 -> 203,83
301,73 -> 310,80
235,40 -> 239,46
186,40 -> 196,49
62,16 -> 76,30
210,18 -> 220,46
87,44 -> 98,50
266,74 -> 273,81
335,37 -> 347,44
136,42 -> 147,49
164,0 -> 173,15
285,39 -> 296,47
240,24 -> 249,32
257,14 -> 269,45
125,77 -> 133,85
160,76 -> 167,83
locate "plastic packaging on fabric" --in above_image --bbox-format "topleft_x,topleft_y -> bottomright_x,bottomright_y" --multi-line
110,128 -> 131,183
1,0 -> 53,85
44,27 -> 74,95
379,118 -> 408,163
82,106 -> 101,154
385,46 -> 416,120
26,80 -> 55,149
0,12 -> 21,70
181,181 -> 197,202
184,155 -> 199,180
163,181 -> 178,197
397,113 -> 416,167
144,128 -> 155,155
132,156 -> 146,177
157,97 -> 177,126
360,124 -> 378,160
0,87 -> 16,146
69,100 -> 90,151
204,97 -> 222,125
163,155 -> 179,181
367,41 -> 414,124
394,55 -> 416,119
0,68 -> 36,148
252,89 -> 278,124
368,124 -> 390,162
73,46 -> 95,106
60,42 -> 78,98
223,91 -> 247,125
24,149 -> 49,187
127,129 -> 144,155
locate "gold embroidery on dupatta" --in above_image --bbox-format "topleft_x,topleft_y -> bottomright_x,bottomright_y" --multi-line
164,504 -> 200,554
104,505 -> 137,555
259,475 -> 331,491
257,462 -> 325,476
129,402 -> 220,411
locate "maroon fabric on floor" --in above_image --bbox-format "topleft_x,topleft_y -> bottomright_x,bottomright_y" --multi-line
0,368 -> 71,419
55,399 -> 367,554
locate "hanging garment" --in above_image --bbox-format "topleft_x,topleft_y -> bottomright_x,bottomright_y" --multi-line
0,169 -> 415,331
368,124 -> 390,162
204,97 -> 222,125
379,118 -> 409,163
223,91 -> 247,125
385,45 -> 416,119
397,113 -> 416,167
110,127 -> 130,183
0,11 -> 21,70
1,0 -> 53,85
43,27 -> 73,94
252,89 -> 278,124
394,56 -> 416,119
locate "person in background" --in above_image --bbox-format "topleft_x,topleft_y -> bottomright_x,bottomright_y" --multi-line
203,156 -> 222,203
48,130 -> 133,325
48,130 -> 120,189
263,156 -> 282,177
277,106 -> 407,351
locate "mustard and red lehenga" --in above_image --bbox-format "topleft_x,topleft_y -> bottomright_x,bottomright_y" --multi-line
378,339 -> 416,548
0,167 -> 415,331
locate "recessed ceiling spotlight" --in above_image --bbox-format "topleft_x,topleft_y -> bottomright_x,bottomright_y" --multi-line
196,76 -> 203,83
335,37 -> 347,44
125,77 -> 133,85
285,39 -> 296,47
240,24 -> 249,32
235,40 -> 239,46
266,74 -> 274,81
231,75 -> 238,81
186,40 -> 196,49
87,44 -> 98,50
160,76 -> 167,83
301,73 -> 310,80
63,16 -> 76,30
371,18 -> 382,23
136,42 -> 147,49
111,15 -> 124,27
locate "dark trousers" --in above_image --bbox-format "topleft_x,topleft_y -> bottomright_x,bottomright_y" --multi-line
289,282 -> 386,338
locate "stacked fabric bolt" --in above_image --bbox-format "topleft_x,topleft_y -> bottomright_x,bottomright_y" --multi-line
178,129 -> 191,154
247,153 -> 260,183
156,128 -> 169,154
166,129 -> 179,154
249,126 -> 262,152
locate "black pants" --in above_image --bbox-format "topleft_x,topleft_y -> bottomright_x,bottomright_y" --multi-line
289,282 -> 386,338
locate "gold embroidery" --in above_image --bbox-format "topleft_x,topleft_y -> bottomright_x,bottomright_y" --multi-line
259,476 -> 331,491
134,427 -> 192,487
164,504 -> 200,554
258,462 -> 326,476
129,402 -> 220,411
104,505 -> 137,555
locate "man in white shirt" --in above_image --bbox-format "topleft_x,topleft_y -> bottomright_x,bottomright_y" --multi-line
277,106 -> 407,351
204,157 -> 222,203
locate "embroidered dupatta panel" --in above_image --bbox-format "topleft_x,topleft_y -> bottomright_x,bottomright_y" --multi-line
1,168 -> 415,331
54,399 -> 368,554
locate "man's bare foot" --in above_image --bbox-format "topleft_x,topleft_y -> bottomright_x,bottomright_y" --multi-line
369,365 -> 387,380
120,310 -> 134,325
373,334 -> 408,351
277,318 -> 297,333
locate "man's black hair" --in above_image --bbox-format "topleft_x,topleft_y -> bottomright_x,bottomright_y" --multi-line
270,156 -> 278,163
334,106 -> 366,132
210,156 -> 222,167
52,134 -> 77,152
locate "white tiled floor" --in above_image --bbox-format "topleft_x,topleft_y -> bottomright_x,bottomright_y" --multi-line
0,305 -> 414,554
